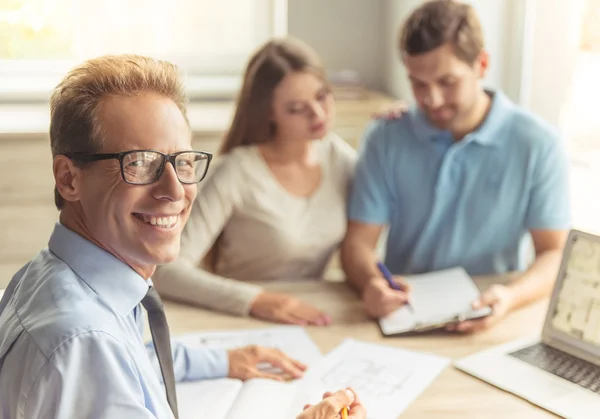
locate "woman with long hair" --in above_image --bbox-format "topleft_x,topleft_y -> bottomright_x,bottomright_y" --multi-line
153,37 -> 357,325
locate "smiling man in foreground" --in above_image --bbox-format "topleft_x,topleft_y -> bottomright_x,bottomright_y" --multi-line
0,55 -> 362,419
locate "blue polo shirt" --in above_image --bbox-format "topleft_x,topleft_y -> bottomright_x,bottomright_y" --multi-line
348,90 -> 571,275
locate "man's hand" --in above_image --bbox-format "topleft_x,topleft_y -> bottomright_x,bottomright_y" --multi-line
447,284 -> 515,333
298,388 -> 366,419
250,292 -> 331,326
362,277 -> 410,318
227,345 -> 307,381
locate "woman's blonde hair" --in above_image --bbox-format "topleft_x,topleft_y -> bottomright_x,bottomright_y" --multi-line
50,54 -> 188,209
219,37 -> 329,155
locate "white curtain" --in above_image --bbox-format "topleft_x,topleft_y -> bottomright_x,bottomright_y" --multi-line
523,0 -> 600,233
522,0 -> 585,129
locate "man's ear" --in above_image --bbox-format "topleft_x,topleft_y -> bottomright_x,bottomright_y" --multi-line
476,49 -> 490,79
53,156 -> 83,203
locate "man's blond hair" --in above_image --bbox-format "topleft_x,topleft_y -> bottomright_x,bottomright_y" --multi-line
50,54 -> 189,209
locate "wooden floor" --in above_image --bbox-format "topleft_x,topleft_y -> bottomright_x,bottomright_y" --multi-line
0,89 -> 394,288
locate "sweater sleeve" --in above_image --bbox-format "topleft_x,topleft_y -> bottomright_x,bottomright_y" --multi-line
153,153 -> 263,316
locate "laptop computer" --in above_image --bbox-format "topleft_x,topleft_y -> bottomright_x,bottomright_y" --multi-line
454,229 -> 600,418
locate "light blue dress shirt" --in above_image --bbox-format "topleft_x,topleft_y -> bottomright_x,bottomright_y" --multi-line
0,223 -> 228,418
348,90 -> 571,275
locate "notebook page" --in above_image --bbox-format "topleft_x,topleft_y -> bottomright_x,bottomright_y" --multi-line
177,378 -> 243,419
224,378 -> 299,419
289,339 -> 449,419
406,267 -> 481,323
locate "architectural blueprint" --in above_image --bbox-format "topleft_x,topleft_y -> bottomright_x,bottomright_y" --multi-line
552,235 -> 600,346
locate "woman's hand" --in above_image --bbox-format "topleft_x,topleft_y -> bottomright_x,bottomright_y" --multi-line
250,291 -> 331,326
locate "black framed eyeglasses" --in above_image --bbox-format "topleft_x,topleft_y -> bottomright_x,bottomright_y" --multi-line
64,150 -> 213,185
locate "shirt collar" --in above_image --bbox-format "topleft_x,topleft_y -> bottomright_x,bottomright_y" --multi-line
48,223 -> 149,316
410,89 -> 513,148
466,89 -> 513,146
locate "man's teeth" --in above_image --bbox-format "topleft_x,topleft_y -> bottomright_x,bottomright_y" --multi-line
137,214 -> 178,227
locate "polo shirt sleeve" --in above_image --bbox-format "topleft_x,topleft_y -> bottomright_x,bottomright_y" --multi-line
348,121 -> 394,225
525,135 -> 571,230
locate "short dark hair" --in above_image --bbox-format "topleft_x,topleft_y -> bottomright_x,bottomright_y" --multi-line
399,0 -> 484,63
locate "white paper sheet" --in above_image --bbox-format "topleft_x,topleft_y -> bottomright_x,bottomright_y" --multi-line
177,338 -> 448,419
289,339 -> 450,419
174,326 -> 323,367
379,267 -> 485,335
407,267 -> 482,321
378,305 -> 416,334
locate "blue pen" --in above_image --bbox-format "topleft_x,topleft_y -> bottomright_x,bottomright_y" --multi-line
377,261 -> 413,313
376,261 -> 400,290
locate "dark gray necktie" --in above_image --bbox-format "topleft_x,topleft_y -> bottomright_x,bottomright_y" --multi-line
142,287 -> 179,418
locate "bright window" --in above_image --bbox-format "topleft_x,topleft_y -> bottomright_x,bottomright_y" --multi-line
562,0 -> 600,233
0,0 -> 287,99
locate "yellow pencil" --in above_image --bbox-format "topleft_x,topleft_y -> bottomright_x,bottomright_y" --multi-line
341,407 -> 349,419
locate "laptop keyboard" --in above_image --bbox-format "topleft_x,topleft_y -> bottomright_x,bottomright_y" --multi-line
509,343 -> 600,393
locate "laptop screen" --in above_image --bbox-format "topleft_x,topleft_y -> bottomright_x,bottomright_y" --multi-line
550,233 -> 600,347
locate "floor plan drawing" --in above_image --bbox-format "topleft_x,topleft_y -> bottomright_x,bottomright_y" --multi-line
552,236 -> 600,346
318,358 -> 413,397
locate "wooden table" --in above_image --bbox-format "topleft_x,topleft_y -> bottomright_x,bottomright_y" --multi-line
164,277 -> 558,419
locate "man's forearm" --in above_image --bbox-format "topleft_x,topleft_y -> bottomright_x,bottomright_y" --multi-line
341,240 -> 381,293
507,249 -> 563,310
146,342 -> 229,382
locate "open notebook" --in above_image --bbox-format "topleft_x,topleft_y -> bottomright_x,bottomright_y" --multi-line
378,267 -> 492,336
177,338 -> 449,419
178,377 -> 299,419
175,326 -> 322,419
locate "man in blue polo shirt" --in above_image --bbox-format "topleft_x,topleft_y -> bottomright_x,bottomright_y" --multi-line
341,0 -> 570,332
